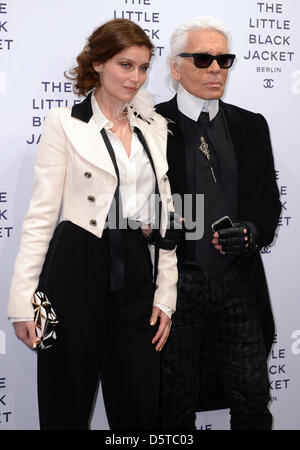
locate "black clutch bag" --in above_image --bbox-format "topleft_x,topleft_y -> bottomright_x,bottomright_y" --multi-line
32,291 -> 59,350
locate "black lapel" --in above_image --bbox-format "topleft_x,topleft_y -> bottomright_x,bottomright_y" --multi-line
71,92 -> 93,123
219,100 -> 246,149
219,100 -> 255,217
156,96 -> 187,197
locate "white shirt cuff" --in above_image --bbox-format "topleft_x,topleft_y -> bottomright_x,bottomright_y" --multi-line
155,303 -> 174,319
9,317 -> 34,323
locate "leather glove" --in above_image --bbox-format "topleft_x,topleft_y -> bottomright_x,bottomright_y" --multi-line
214,222 -> 258,256
153,212 -> 184,250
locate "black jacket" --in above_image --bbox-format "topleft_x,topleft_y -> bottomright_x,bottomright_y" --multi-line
156,96 -> 281,411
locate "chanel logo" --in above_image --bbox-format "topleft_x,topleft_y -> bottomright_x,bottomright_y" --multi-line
261,246 -> 271,254
263,79 -> 274,88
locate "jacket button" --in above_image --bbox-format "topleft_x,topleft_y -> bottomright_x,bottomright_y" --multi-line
89,219 -> 97,226
84,171 -> 92,178
87,195 -> 95,202
163,176 -> 168,182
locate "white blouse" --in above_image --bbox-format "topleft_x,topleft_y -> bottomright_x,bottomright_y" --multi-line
91,95 -> 172,318
91,94 -> 156,225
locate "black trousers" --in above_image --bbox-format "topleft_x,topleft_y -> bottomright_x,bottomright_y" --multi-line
37,221 -> 160,430
161,259 -> 272,430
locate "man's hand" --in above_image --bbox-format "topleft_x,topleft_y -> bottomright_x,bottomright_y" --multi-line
212,222 -> 255,256
13,321 -> 39,349
150,306 -> 172,351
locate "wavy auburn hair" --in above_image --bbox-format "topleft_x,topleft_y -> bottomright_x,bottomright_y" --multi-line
65,19 -> 154,97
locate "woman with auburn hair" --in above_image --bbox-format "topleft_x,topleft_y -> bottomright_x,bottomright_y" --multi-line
8,18 -> 178,430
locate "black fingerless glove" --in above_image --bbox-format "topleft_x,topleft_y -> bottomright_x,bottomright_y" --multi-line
153,212 -> 184,250
217,221 -> 258,256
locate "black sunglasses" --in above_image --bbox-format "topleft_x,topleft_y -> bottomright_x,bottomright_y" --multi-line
178,53 -> 236,69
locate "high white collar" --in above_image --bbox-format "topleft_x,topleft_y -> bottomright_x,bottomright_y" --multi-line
177,83 -> 219,122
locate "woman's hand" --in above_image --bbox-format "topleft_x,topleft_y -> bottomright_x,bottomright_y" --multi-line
13,321 -> 39,349
150,306 -> 172,352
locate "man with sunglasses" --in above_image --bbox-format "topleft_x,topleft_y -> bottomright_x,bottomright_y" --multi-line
156,16 -> 281,430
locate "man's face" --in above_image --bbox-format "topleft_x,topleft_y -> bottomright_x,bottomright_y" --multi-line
171,29 -> 229,100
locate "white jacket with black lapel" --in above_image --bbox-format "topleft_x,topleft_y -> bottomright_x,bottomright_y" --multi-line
8,93 -> 177,318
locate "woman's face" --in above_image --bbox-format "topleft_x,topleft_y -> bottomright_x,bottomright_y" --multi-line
93,45 -> 151,106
